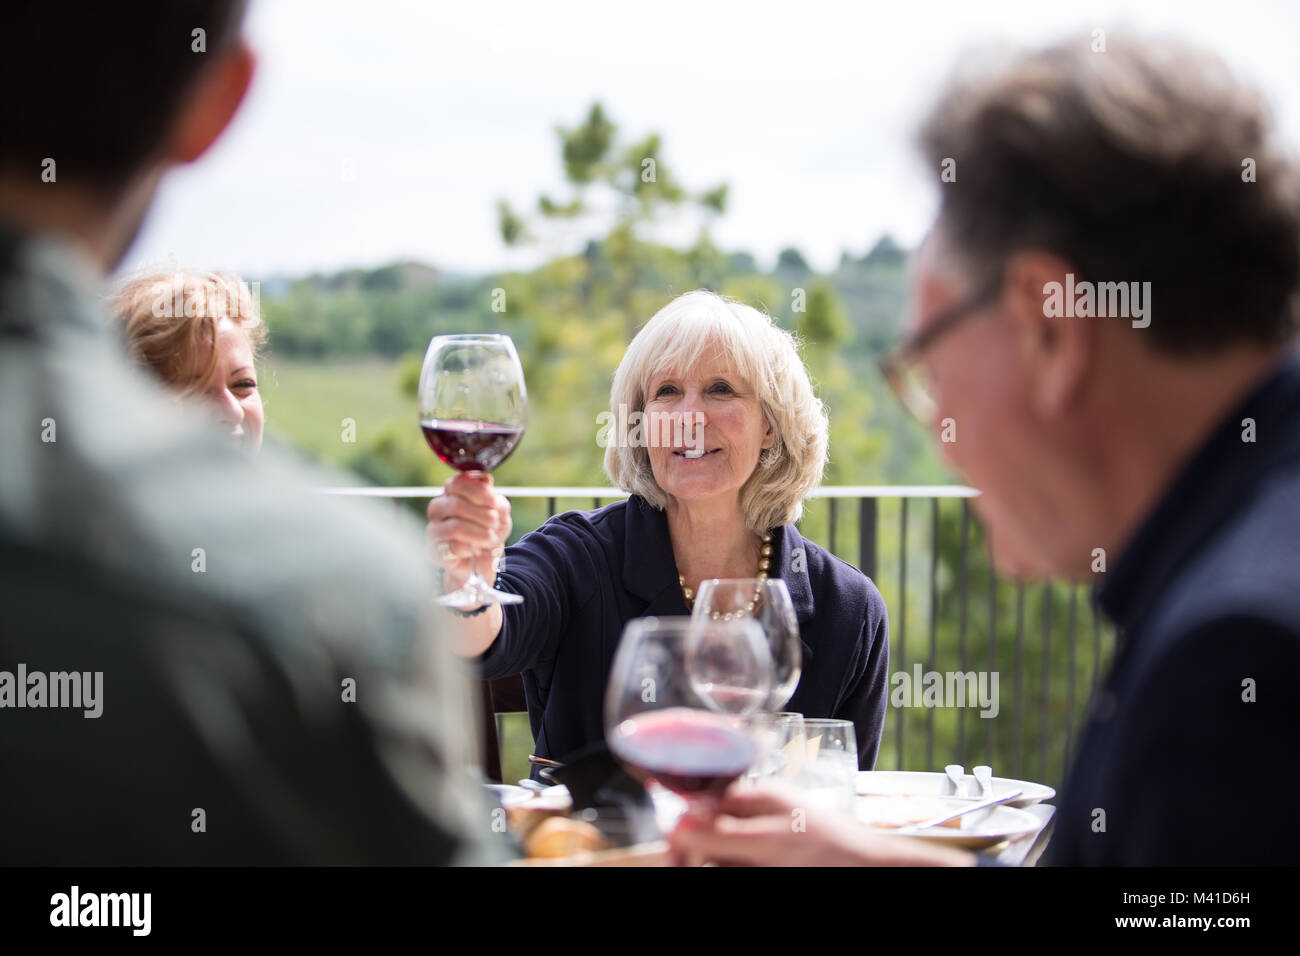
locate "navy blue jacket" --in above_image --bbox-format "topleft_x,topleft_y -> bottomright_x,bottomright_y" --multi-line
478,495 -> 890,770
1050,351 -> 1300,865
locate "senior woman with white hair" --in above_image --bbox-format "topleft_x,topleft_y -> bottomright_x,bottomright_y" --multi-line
427,290 -> 889,771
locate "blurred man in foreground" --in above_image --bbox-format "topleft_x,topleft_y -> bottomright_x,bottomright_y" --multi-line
673,35 -> 1300,866
0,2 -> 500,863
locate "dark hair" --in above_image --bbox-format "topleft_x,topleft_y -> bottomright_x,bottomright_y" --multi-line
0,2 -> 249,191
919,36 -> 1300,354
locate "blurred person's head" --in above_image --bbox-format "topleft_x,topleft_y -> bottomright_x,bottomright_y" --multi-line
0,2 -> 254,271
898,35 -> 1300,579
604,290 -> 828,532
113,271 -> 267,449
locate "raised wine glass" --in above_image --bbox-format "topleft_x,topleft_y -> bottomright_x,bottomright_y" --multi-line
418,333 -> 527,608
605,617 -> 768,816
692,578 -> 802,711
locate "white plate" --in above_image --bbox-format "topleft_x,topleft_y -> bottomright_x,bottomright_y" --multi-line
484,784 -> 534,808
853,795 -> 1044,850
856,771 -> 1055,807
484,784 -> 572,811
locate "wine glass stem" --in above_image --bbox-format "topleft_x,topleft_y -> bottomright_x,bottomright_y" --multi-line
685,794 -> 720,823
465,549 -> 493,599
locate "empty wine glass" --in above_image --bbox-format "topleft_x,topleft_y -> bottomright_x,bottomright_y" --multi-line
418,333 -> 526,608
686,616 -> 771,717
692,578 -> 801,710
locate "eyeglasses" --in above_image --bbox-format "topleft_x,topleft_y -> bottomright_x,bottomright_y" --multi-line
878,280 -> 1000,425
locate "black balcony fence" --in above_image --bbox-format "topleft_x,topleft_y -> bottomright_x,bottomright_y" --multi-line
328,486 -> 1117,790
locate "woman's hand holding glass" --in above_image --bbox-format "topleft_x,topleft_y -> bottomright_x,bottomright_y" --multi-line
426,473 -> 513,594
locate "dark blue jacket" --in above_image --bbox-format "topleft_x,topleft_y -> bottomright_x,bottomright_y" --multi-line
479,495 -> 890,770
1050,351 -> 1300,865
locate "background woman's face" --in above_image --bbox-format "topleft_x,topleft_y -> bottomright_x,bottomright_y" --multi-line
197,316 -> 263,450
644,347 -> 773,509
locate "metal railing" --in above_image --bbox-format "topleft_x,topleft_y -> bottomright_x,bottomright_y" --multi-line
326,485 -> 1116,790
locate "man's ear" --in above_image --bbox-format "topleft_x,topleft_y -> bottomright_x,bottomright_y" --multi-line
165,41 -> 256,166
1002,249 -> 1097,419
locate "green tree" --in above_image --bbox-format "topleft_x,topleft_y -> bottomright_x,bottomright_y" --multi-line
798,281 -> 852,349
496,102 -> 730,337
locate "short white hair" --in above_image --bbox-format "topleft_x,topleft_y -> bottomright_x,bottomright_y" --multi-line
603,290 -> 829,531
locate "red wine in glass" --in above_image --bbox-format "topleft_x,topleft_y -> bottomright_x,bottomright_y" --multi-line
418,333 -> 527,608
609,707 -> 759,798
421,419 -> 524,472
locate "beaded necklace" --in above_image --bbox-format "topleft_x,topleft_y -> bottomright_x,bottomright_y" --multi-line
679,532 -> 773,617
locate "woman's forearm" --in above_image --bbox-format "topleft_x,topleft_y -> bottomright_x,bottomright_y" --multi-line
440,603 -> 504,658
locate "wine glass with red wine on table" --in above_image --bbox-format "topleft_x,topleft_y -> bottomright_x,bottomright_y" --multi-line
605,617 -> 771,818
418,333 -> 526,608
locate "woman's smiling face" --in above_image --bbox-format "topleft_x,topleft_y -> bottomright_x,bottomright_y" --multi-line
195,316 -> 263,450
644,345 -> 773,507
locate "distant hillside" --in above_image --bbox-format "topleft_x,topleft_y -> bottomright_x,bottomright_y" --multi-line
254,235 -> 911,362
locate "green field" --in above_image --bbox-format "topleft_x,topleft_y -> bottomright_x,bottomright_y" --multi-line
262,356 -> 412,466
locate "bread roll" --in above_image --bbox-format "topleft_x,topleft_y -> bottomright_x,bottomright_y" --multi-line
522,817 -> 610,858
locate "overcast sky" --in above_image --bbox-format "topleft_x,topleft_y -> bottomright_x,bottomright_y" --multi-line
122,0 -> 1300,280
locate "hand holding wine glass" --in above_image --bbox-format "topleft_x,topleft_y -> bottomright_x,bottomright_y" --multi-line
419,333 -> 527,608
425,472 -> 512,590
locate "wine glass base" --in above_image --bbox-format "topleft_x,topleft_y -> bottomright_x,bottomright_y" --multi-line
437,583 -> 523,608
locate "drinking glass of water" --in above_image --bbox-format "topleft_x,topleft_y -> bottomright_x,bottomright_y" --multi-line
792,718 -> 858,811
